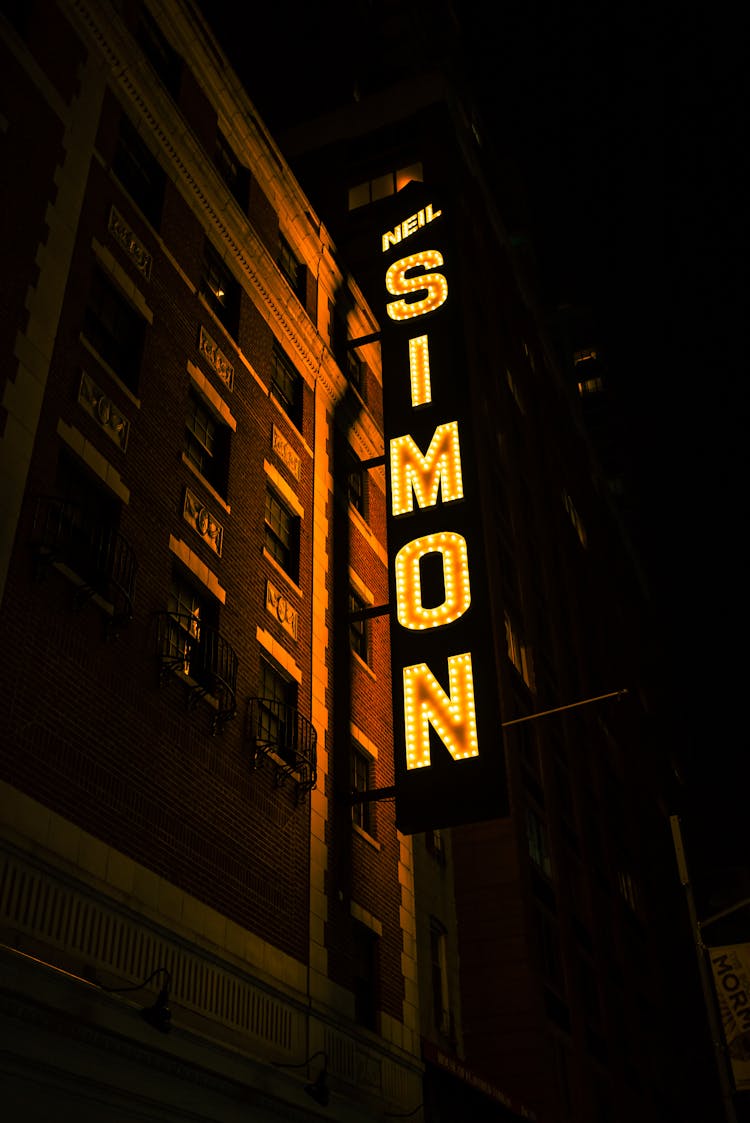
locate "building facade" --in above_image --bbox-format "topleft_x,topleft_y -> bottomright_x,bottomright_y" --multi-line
0,1 -> 427,1118
0,3 -> 729,1123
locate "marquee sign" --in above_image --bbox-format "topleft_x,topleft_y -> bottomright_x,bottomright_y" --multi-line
378,184 -> 508,833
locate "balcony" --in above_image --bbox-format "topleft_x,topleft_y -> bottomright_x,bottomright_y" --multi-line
31,495 -> 137,633
155,612 -> 237,733
245,697 -> 317,800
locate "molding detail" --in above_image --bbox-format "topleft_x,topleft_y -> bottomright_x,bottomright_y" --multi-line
107,205 -> 152,280
183,488 -> 224,556
198,325 -> 234,391
272,425 -> 300,481
265,580 -> 298,641
78,371 -> 130,450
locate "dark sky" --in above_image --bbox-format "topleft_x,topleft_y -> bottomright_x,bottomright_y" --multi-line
201,2 -> 746,882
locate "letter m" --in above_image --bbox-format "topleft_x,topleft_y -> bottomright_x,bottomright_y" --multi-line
390,421 -> 464,516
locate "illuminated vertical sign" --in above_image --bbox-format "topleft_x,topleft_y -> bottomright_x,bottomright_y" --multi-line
379,185 -> 508,833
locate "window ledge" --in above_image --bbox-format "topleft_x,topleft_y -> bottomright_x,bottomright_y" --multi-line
352,650 -> 376,682
181,453 -> 231,513
353,823 -> 381,851
79,335 -> 141,408
262,547 -> 303,598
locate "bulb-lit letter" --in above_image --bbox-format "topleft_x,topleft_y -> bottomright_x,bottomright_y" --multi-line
395,533 -> 471,630
403,653 -> 479,769
385,251 -> 448,321
409,334 -> 431,406
390,421 -> 464,516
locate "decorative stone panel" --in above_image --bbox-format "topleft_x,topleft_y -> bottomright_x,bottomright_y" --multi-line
272,424 -> 300,481
265,580 -> 298,641
108,205 -> 152,280
198,325 -> 234,391
78,371 -> 130,450
183,488 -> 223,556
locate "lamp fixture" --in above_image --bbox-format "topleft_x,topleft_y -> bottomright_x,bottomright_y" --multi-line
89,966 -> 172,1034
274,1050 -> 329,1107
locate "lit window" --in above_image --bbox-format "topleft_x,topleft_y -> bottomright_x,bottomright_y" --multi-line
271,345 -> 303,428
429,920 -> 451,1035
577,377 -> 604,395
200,240 -> 239,336
184,390 -> 231,497
264,487 -> 300,581
347,163 -> 423,210
166,568 -> 217,684
351,744 -> 374,835
82,267 -> 145,393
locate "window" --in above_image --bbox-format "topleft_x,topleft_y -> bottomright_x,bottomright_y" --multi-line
533,907 -> 562,986
352,920 -> 378,1030
214,128 -> 248,209
346,350 -> 365,399
264,487 -> 300,581
184,389 -> 230,497
526,807 -> 552,878
271,345 -> 303,428
349,587 -> 369,663
505,611 -> 534,689
277,233 -> 306,302
347,162 -> 423,210
167,567 -> 217,684
112,115 -> 165,225
351,743 -> 373,835
429,920 -> 451,1035
259,656 -> 298,767
200,240 -> 239,336
426,829 -> 446,864
135,4 -> 181,96
348,466 -> 365,516
82,267 -> 145,393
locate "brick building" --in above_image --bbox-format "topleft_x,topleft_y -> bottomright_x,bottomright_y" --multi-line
0,1 -> 430,1118
0,3 -> 730,1123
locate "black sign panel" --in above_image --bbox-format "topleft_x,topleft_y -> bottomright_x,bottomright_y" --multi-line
378,183 -> 508,833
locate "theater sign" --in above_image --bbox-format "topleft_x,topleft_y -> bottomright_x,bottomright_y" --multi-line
379,186 -> 508,833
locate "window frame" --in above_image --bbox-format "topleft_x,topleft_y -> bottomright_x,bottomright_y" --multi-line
351,742 -> 374,836
271,345 -> 303,428
349,586 -> 369,664
82,266 -> 146,393
200,239 -> 240,337
184,388 -> 231,498
112,114 -> 165,226
264,486 -> 300,582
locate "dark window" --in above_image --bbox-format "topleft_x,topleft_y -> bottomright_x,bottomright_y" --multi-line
184,390 -> 230,497
429,920 -> 450,1034
82,268 -> 145,393
200,240 -> 239,336
215,129 -> 248,209
351,744 -> 373,834
349,587 -> 369,663
277,233 -> 306,302
346,350 -> 365,398
259,656 -> 297,767
352,920 -> 378,1030
271,346 -> 303,428
348,465 -> 365,517
112,114 -> 165,225
264,487 -> 300,581
135,4 -> 181,96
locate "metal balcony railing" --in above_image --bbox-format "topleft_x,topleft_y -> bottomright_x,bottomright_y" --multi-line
155,612 -> 238,732
245,697 -> 317,797
31,495 -> 137,630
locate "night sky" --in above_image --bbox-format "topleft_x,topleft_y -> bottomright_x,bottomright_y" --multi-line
201,2 -> 746,891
